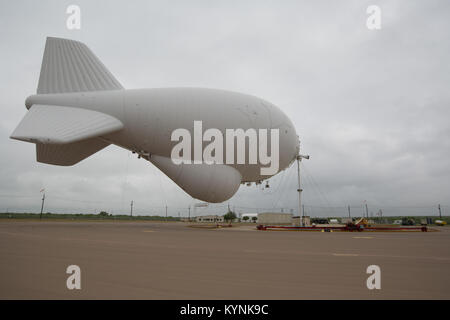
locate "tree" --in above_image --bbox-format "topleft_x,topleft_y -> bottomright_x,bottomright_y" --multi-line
98,211 -> 110,217
242,216 -> 249,222
223,211 -> 237,224
251,216 -> 257,223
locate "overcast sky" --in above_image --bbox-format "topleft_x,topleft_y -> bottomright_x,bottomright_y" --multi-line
0,0 -> 449,217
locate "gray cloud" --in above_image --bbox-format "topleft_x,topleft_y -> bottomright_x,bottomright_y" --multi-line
0,0 -> 449,217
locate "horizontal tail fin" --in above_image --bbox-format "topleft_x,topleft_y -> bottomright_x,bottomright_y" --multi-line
37,37 -> 123,94
10,104 -> 123,165
10,104 -> 124,144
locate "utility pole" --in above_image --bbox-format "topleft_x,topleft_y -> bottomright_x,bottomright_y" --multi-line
165,205 -> 168,221
438,204 -> 442,219
188,206 -> 191,221
296,141 -> 310,227
348,205 -> 351,219
39,192 -> 45,220
130,200 -> 133,217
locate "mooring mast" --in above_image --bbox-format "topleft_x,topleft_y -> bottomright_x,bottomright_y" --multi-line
296,142 -> 309,227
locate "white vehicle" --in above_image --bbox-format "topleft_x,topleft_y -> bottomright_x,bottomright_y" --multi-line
11,37 -> 299,203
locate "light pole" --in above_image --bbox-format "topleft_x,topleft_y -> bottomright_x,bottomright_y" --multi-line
130,200 -> 133,217
39,192 -> 45,220
296,142 -> 309,227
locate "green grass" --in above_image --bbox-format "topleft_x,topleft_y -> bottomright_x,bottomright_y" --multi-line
0,212 -> 181,221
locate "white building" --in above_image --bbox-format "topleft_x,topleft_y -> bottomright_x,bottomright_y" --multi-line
258,212 -> 293,225
241,213 -> 258,223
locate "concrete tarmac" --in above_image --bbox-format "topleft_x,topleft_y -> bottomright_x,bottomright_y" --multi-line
0,220 -> 449,299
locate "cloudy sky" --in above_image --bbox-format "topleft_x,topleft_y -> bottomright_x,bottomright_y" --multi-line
0,0 -> 449,217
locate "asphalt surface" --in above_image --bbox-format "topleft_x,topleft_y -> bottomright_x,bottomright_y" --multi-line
0,220 -> 449,299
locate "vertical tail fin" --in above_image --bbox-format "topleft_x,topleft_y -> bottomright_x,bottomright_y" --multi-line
37,37 -> 123,94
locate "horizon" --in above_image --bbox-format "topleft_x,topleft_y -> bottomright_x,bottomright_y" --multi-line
1,1 -> 449,215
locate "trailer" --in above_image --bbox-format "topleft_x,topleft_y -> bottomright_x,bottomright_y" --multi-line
256,222 -> 429,232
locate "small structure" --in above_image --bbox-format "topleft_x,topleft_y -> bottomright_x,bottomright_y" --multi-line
258,212 -> 293,225
195,215 -> 224,223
